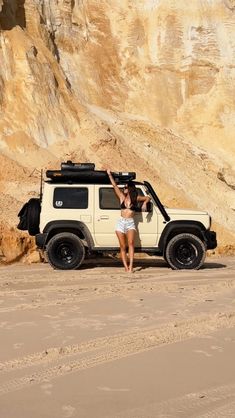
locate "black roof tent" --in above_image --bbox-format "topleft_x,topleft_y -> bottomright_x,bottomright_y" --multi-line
46,170 -> 136,184
46,161 -> 136,184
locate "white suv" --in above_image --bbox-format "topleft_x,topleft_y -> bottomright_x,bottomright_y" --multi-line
17,162 -> 217,270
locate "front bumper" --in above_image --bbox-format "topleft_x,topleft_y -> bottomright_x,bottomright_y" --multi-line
203,230 -> 217,250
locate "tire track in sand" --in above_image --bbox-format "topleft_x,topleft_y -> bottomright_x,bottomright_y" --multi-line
111,383 -> 235,417
1,277 -> 235,313
150,383 -> 235,418
0,311 -> 235,395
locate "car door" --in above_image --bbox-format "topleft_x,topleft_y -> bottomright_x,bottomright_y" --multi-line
93,185 -> 158,247
93,185 -> 120,247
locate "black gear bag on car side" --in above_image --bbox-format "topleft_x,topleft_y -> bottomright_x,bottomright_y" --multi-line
17,202 -> 29,231
17,198 -> 41,236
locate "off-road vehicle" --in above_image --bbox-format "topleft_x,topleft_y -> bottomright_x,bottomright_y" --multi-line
18,162 -> 217,270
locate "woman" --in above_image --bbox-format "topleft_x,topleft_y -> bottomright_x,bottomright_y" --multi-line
107,169 -> 150,272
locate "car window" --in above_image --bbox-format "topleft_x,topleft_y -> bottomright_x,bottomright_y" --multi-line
99,187 -> 144,210
53,187 -> 88,209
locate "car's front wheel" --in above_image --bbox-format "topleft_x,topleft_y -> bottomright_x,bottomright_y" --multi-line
165,233 -> 206,270
46,232 -> 85,270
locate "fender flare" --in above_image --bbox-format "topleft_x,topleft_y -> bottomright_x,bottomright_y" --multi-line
158,221 -> 206,252
42,220 -> 95,249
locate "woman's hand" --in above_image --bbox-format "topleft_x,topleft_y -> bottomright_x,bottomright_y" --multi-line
140,196 -> 151,212
141,202 -> 147,212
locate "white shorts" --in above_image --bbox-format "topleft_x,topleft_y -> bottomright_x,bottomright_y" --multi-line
115,217 -> 136,234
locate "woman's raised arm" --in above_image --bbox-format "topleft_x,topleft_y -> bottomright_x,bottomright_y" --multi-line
107,169 -> 124,200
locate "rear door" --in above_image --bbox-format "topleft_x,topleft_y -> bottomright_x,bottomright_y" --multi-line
93,185 -> 158,247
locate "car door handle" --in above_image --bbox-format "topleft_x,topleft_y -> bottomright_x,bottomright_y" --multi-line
99,215 -> 109,220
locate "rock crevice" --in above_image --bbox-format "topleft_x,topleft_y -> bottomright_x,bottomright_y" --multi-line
0,0 -> 25,30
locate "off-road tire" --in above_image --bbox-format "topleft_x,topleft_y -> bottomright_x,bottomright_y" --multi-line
165,233 -> 206,270
46,232 -> 85,270
27,198 -> 41,236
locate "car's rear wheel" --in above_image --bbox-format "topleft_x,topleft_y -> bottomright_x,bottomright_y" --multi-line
165,233 -> 206,270
46,232 -> 85,270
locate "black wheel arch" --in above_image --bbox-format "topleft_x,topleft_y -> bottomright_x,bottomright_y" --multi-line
41,220 -> 95,249
159,221 -> 207,253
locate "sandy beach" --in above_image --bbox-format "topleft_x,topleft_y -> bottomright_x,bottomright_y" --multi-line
0,256 -> 235,418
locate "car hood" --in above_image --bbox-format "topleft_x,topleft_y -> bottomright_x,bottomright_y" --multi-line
165,208 -> 208,216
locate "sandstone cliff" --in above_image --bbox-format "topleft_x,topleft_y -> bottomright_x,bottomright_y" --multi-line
0,0 -> 235,262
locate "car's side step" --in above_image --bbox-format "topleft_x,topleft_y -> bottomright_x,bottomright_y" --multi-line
92,247 -> 162,256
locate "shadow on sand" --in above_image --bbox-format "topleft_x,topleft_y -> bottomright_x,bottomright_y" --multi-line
201,262 -> 227,270
80,257 -> 167,271
80,257 -> 227,271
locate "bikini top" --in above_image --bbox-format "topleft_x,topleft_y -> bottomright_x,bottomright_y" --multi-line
120,199 -> 138,211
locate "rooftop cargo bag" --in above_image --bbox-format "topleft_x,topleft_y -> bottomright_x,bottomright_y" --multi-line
61,161 -> 95,171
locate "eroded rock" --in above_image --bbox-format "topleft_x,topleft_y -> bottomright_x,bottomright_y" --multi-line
0,0 -> 235,262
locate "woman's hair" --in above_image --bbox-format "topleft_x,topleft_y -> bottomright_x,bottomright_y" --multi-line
126,182 -> 138,206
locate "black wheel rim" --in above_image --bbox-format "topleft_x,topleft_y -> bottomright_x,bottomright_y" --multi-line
174,240 -> 198,266
55,241 -> 75,264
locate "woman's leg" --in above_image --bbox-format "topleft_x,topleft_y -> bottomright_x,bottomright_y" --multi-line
116,231 -> 129,271
126,229 -> 135,272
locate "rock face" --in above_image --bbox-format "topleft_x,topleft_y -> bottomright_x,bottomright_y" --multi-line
0,0 -> 235,261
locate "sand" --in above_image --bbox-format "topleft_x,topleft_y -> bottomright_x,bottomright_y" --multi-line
0,256 -> 235,417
